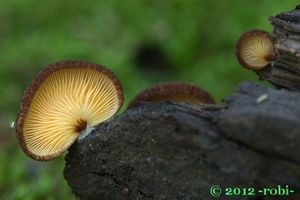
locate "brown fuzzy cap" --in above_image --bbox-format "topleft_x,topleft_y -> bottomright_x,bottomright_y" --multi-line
236,29 -> 275,70
16,60 -> 124,161
128,81 -> 215,109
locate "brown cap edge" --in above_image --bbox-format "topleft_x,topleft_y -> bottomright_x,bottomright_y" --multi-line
127,81 -> 215,109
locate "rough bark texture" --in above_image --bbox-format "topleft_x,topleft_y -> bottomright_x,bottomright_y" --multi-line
64,81 -> 300,200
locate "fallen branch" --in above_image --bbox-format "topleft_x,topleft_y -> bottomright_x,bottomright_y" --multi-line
64,81 -> 300,200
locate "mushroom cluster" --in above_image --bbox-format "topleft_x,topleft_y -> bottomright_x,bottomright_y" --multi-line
18,26 -> 293,161
16,61 -> 215,161
16,60 -> 124,160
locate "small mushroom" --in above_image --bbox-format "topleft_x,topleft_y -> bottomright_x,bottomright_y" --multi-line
236,29 -> 275,70
128,81 -> 215,109
16,60 -> 124,160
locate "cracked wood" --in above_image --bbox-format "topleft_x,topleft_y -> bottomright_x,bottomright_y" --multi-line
64,81 -> 300,200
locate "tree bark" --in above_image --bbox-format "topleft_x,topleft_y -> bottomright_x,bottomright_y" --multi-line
64,81 -> 300,200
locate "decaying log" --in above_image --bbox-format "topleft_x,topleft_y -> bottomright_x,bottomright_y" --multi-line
64,81 -> 300,200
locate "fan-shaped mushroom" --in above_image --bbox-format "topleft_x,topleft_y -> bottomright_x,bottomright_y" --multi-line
236,29 -> 275,70
16,60 -> 124,160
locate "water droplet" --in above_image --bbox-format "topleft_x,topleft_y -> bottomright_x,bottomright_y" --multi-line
10,121 -> 15,129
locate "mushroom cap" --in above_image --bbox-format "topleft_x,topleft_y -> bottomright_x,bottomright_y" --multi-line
16,60 -> 124,160
128,81 -> 215,109
236,29 -> 274,70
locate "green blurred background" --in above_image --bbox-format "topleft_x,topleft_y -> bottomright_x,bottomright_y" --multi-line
0,1 -> 298,199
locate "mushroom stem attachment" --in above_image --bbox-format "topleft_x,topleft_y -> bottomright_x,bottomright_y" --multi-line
77,125 -> 95,141
74,119 -> 87,133
265,53 -> 276,62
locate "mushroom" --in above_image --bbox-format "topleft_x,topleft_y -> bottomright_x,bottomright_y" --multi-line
236,29 -> 275,70
16,60 -> 124,160
127,81 -> 215,109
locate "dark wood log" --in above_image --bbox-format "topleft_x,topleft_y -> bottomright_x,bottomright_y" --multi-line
64,81 -> 300,200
